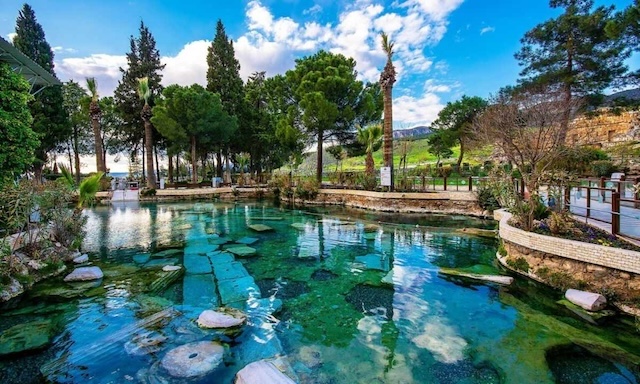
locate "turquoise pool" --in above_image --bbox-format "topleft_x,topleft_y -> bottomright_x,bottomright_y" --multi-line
0,201 -> 638,383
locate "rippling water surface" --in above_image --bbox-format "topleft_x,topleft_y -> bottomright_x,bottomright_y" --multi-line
0,201 -> 639,383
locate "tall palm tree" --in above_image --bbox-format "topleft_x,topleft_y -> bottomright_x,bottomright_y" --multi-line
357,124 -> 383,177
380,32 -> 396,191
86,78 -> 105,173
137,77 -> 156,188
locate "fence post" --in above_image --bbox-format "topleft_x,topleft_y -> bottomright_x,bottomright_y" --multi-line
618,175 -> 625,195
443,176 -> 447,191
612,191 -> 620,235
422,175 -> 426,191
600,176 -> 606,199
520,178 -> 525,197
635,177 -> 640,209
468,176 -> 473,192
586,187 -> 591,218
563,187 -> 570,211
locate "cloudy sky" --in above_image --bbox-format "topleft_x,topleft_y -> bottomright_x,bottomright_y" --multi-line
1,0 -> 636,130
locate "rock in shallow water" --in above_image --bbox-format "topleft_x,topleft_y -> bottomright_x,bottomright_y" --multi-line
0,319 -> 56,356
565,289 -> 607,312
64,266 -> 103,282
72,254 -> 89,263
197,308 -> 247,329
235,359 -> 296,384
161,341 -> 224,378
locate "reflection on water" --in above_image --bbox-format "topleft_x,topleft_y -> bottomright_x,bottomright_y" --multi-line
0,201 -> 638,384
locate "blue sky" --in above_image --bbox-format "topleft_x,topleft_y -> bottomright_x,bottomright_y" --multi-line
1,0 -> 636,129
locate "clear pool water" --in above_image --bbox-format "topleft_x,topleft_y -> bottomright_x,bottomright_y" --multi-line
0,201 -> 639,383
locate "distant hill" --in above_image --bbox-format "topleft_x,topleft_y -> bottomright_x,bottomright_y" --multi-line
603,88 -> 640,106
393,125 -> 432,139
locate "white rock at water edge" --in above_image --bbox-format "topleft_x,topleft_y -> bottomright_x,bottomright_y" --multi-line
64,266 -> 103,282
197,309 -> 246,329
235,359 -> 296,384
565,288 -> 607,311
162,265 -> 182,272
161,341 -> 224,378
73,254 -> 89,264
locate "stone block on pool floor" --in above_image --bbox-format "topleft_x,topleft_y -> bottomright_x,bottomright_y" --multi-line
236,237 -> 259,245
183,255 -> 213,275
151,249 -> 183,259
227,246 -> 257,258
291,222 -> 307,231
184,244 -> 219,256
354,254 -> 390,271
248,224 -> 273,232
213,261 -> 249,282
182,274 -> 218,309
64,266 -> 104,282
235,359 -> 296,384
218,276 -> 260,305
207,251 -> 235,264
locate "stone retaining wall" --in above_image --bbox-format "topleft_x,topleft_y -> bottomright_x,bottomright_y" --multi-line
496,209 -> 640,301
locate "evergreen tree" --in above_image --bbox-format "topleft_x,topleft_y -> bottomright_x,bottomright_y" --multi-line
0,63 -> 38,186
206,19 -> 244,174
114,21 -> 165,152
13,3 -> 70,181
61,80 -> 90,182
515,0 -> 627,128
607,0 -> 640,84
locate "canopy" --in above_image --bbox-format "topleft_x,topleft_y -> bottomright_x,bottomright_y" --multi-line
0,35 -> 61,94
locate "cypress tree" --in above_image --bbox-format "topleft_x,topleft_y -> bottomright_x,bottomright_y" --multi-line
114,21 -> 165,171
13,3 -> 70,181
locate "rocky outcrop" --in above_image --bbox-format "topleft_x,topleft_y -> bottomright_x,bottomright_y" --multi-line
0,319 -> 57,356
161,341 -> 224,378
197,308 -> 247,329
64,266 -> 104,282
235,359 -> 296,384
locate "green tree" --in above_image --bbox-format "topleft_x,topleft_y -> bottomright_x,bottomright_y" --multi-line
244,71 -> 277,174
151,84 -> 236,184
113,21 -> 165,171
282,50 -> 382,182
207,19 -> 245,175
515,0 -> 627,129
427,130 -> 455,168
607,0 -> 640,83
86,78 -> 105,173
137,77 -> 156,188
61,80 -> 90,182
431,95 -> 487,167
380,32 -> 397,190
13,3 -> 70,181
357,124 -> 383,177
0,63 -> 38,185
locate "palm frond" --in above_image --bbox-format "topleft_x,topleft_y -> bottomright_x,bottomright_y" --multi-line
58,163 -> 76,189
137,77 -> 150,104
380,32 -> 394,60
78,172 -> 104,208
86,77 -> 98,101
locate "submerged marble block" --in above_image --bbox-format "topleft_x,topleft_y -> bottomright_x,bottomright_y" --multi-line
565,289 -> 607,311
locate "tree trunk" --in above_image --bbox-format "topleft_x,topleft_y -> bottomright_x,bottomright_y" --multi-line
141,143 -> 146,184
216,151 -> 223,178
365,151 -> 374,177
168,153 -> 174,183
191,136 -> 197,184
144,120 -> 156,188
383,86 -> 394,191
316,128 -> 323,184
457,139 -> 464,168
73,131 -> 81,183
155,144 -> 160,184
91,115 -> 105,173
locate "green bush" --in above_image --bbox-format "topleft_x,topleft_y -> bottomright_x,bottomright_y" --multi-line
438,165 -> 453,177
590,160 -> 618,177
357,173 -> 377,191
295,178 -> 319,200
506,257 -> 530,273
140,187 -> 157,197
476,185 -> 500,211
498,241 -> 507,257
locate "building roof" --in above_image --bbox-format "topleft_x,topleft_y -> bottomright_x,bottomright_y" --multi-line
0,35 -> 61,94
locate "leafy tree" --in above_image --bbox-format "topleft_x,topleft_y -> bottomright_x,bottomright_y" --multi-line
61,80 -> 90,182
151,84 -> 236,184
431,95 -> 487,167
13,3 -> 70,181
0,62 -> 38,185
86,78 -> 105,173
427,130 -> 455,168
137,77 -> 156,188
515,0 -> 627,130
281,50 -> 382,182
380,32 -> 397,190
357,124 -> 383,178
244,71 -> 276,174
98,97 -> 127,169
113,21 -> 165,161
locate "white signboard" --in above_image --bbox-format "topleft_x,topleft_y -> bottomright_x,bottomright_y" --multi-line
380,167 -> 391,187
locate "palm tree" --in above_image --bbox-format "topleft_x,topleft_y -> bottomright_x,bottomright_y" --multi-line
380,32 -> 396,191
86,78 -> 105,173
137,77 -> 156,188
357,124 -> 383,178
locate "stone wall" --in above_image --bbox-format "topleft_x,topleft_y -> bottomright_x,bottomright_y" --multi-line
496,210 -> 640,301
567,109 -> 640,149
311,189 -> 484,216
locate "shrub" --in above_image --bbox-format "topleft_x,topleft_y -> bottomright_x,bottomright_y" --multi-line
357,173 -> 377,191
506,257 -> 530,273
438,165 -> 453,177
140,188 -> 157,197
476,185 -> 500,211
590,160 -> 618,177
269,173 -> 293,198
547,211 -> 574,235
498,241 -> 508,257
295,178 -> 319,200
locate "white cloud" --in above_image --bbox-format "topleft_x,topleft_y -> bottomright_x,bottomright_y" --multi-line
161,40 -> 209,87
6,32 -> 17,42
400,0 -> 464,21
393,93 -> 444,126
56,54 -> 127,96
303,4 -> 322,16
424,79 -> 454,93
52,46 -> 78,54
480,26 -> 495,35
